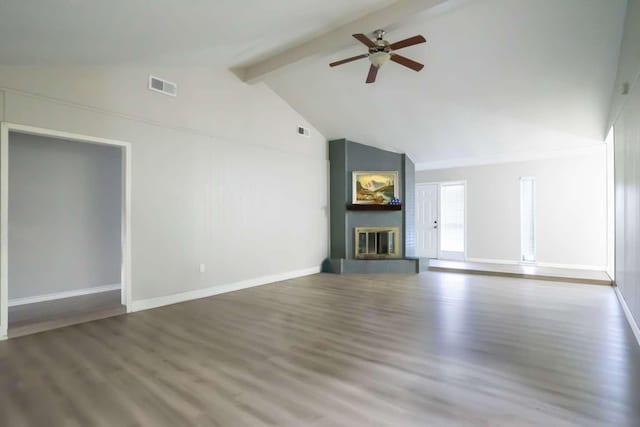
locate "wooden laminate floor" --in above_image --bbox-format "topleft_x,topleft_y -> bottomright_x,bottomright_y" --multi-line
1,272 -> 639,426
8,290 -> 125,338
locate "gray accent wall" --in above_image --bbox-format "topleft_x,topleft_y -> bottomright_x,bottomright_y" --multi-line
8,133 -> 122,299
328,139 -> 415,264
402,154 -> 416,258
329,141 -> 347,259
345,141 -> 404,260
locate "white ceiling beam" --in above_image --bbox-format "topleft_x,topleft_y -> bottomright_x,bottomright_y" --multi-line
236,0 -> 452,83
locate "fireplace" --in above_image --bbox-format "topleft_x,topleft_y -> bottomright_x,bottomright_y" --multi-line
354,227 -> 400,259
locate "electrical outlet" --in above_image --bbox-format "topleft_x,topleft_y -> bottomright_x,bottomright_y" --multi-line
199,264 -> 206,273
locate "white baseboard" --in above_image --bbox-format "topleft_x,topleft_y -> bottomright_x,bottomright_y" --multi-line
130,266 -> 321,313
8,284 -> 121,307
465,257 -> 605,271
614,286 -> 640,347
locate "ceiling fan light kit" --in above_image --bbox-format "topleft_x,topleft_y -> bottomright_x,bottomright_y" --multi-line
369,51 -> 390,67
329,29 -> 426,84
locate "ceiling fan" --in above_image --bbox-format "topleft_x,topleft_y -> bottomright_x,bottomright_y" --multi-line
329,29 -> 426,84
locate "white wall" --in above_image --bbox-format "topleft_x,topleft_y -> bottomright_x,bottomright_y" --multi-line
9,133 -> 121,299
416,148 -> 607,268
611,0 -> 640,340
614,87 -> 640,336
606,131 -> 615,280
608,0 -> 640,130
0,66 -> 328,305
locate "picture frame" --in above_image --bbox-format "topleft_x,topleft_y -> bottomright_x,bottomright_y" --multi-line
352,171 -> 399,204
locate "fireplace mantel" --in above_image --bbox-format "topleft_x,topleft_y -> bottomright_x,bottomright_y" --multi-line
347,204 -> 401,211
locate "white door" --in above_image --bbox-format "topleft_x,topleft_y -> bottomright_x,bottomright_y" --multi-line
415,184 -> 439,258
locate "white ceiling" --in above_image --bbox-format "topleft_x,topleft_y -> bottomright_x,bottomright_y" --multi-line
0,0 -> 393,66
0,0 -> 627,169
262,0 -> 627,168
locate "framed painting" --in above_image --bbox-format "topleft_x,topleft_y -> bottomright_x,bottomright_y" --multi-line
352,171 -> 399,204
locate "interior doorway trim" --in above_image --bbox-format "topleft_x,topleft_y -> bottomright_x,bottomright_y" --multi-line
0,122 -> 132,340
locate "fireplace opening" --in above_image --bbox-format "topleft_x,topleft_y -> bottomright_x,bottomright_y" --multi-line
355,227 -> 400,259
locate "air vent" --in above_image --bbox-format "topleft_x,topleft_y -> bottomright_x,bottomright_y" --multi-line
148,75 -> 177,97
297,125 -> 310,138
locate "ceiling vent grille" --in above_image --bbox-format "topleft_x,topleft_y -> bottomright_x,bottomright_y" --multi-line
148,75 -> 177,97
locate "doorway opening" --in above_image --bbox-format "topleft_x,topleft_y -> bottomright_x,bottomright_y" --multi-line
1,123 -> 132,339
415,181 -> 466,260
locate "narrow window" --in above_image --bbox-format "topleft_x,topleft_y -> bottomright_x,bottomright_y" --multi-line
440,183 -> 465,255
520,177 -> 536,262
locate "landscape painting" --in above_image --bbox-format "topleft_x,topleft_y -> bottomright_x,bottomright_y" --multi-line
352,171 -> 399,204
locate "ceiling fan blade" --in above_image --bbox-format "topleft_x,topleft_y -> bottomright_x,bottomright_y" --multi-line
353,33 -> 377,49
389,35 -> 426,51
366,64 -> 379,84
329,54 -> 368,67
390,54 -> 424,72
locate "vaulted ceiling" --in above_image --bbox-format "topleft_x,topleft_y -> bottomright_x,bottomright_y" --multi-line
0,0 -> 627,169
0,0 -> 393,65
258,0 -> 627,168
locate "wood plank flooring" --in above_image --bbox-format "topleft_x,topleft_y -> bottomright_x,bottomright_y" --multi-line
8,290 -> 125,338
1,272 -> 639,426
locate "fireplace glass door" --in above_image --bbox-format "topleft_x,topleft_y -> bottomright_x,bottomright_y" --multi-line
355,227 -> 400,259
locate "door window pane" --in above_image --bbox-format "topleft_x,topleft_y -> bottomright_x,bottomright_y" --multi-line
441,184 -> 465,253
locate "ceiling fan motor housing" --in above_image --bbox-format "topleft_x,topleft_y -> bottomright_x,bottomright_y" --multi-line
369,37 -> 391,66
369,31 -> 391,67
